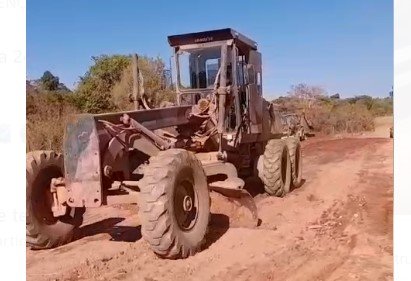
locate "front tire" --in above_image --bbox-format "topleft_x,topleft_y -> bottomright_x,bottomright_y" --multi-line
257,139 -> 291,197
139,149 -> 210,259
26,151 -> 83,249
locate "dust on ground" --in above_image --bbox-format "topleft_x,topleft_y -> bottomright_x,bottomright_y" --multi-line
27,118 -> 393,281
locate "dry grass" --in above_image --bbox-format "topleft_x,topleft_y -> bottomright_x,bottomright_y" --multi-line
26,92 -> 79,152
311,102 -> 374,134
111,63 -> 175,110
27,89 -> 388,152
274,96 -> 382,135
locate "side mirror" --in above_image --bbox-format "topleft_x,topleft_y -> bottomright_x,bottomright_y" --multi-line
246,64 -> 255,85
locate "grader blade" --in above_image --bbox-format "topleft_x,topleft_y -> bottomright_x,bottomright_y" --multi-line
209,179 -> 259,228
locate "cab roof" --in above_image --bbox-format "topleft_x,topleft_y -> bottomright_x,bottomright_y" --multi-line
167,28 -> 257,50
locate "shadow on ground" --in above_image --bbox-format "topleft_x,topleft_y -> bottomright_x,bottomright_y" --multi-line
204,213 -> 230,250
73,213 -> 230,248
75,217 -> 142,243
245,176 -> 307,197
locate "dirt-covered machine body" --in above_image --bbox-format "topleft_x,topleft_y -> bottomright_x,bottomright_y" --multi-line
62,28 -> 285,209
26,28 -> 303,259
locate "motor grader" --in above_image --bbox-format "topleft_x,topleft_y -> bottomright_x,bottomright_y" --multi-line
26,28 -> 303,259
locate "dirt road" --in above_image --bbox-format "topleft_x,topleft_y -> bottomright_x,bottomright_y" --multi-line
365,116 -> 393,138
27,133 -> 393,280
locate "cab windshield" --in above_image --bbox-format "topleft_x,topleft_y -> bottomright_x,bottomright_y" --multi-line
177,46 -> 221,90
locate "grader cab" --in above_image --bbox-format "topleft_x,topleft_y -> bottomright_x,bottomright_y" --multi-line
26,28 -> 303,259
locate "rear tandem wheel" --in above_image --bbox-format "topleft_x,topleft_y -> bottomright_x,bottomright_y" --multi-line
257,139 -> 292,197
285,136 -> 303,189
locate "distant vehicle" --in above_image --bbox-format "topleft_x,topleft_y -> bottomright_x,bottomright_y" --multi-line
281,113 -> 314,141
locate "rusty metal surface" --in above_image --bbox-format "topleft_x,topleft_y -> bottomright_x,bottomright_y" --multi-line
64,114 -> 102,208
50,177 -> 67,217
122,114 -> 171,150
63,106 -> 192,208
268,102 -> 284,134
209,188 -> 259,228
217,44 -> 228,140
93,105 -> 192,130
248,51 -> 263,134
60,28 -> 295,219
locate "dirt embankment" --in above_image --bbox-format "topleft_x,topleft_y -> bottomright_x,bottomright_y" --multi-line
27,133 -> 393,281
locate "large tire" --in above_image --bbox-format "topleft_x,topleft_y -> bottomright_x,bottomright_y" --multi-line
139,149 -> 210,259
257,139 -> 291,197
26,151 -> 83,249
285,137 -> 303,188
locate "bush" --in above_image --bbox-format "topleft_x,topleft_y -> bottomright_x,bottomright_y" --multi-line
74,54 -> 175,113
28,62 -> 389,152
327,102 -> 374,133
26,54 -> 176,151
274,96 -> 376,135
368,98 -> 393,116
275,85 -> 393,135
26,91 -> 79,152
74,55 -> 130,113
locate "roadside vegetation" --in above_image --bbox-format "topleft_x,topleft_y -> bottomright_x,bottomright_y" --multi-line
26,54 -> 174,152
274,83 -> 392,135
26,56 -> 393,152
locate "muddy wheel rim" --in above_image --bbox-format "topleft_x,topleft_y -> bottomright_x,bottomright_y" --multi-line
32,166 -> 61,225
174,177 -> 198,231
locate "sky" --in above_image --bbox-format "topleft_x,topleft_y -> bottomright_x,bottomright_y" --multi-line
27,0 -> 393,99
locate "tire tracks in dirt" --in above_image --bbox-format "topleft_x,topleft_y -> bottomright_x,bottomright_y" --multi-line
26,137 -> 393,281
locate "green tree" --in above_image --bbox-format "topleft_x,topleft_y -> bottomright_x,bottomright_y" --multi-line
74,54 -> 175,113
74,55 -> 131,113
40,71 -> 60,91
111,55 -> 175,110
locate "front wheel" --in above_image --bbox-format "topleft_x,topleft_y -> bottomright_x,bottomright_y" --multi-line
26,151 -> 83,249
139,149 -> 210,259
